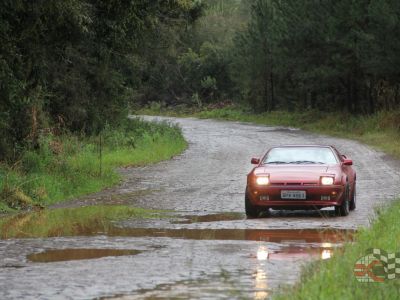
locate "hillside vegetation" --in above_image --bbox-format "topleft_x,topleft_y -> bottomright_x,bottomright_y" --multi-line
2,0 -> 399,161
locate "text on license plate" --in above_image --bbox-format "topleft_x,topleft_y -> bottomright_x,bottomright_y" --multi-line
281,190 -> 306,199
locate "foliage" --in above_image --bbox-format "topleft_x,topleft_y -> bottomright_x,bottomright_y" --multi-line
2,0 -> 400,161
175,42 -> 233,103
135,0 -> 249,107
0,0 -> 201,161
232,0 -> 400,112
0,119 -> 187,211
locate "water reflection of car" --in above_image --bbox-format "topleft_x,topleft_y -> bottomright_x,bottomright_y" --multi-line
256,244 -> 334,261
246,145 -> 356,217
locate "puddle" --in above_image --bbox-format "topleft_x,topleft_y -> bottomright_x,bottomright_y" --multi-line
1,208 -> 354,242
27,249 -> 142,263
1,209 -> 353,243
101,227 -> 353,244
171,213 -> 245,224
0,206 -> 163,239
255,244 -> 336,261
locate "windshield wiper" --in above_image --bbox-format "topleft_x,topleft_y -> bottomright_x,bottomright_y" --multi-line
265,161 -> 289,164
289,160 -> 325,164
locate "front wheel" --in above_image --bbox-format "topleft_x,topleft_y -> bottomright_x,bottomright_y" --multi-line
335,185 -> 350,216
349,185 -> 356,211
245,192 -> 261,218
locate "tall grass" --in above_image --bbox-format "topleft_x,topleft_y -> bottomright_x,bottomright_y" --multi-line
0,118 -> 187,211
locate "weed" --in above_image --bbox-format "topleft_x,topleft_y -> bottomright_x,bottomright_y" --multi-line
0,119 -> 187,211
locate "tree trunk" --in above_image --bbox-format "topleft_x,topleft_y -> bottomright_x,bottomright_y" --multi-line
311,91 -> 316,109
264,70 -> 269,111
346,76 -> 352,112
353,77 -> 359,114
269,46 -> 275,111
368,79 -> 375,114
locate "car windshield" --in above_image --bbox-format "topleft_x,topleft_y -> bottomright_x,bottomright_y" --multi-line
263,147 -> 338,164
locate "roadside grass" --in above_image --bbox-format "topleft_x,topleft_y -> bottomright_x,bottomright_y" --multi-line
274,199 -> 400,300
139,105 -> 400,159
0,205 -> 164,239
0,118 -> 187,212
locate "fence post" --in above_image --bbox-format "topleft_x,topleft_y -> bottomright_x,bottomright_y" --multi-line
99,133 -> 102,177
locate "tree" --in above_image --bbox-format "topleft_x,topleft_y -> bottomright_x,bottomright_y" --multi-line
0,0 -> 204,160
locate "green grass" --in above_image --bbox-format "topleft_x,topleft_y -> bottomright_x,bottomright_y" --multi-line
274,199 -> 400,300
0,118 -> 187,211
0,205 -> 163,239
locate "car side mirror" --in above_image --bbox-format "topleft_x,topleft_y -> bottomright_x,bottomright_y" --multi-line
251,158 -> 260,165
343,159 -> 353,166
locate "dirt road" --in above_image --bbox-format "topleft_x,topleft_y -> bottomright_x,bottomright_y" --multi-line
1,116 -> 399,299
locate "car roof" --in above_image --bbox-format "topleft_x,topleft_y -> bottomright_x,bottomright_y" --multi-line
267,145 -> 339,155
271,145 -> 334,148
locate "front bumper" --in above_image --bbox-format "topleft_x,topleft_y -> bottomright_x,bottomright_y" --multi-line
247,184 -> 345,207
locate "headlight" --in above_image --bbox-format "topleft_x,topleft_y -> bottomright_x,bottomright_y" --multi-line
256,176 -> 270,185
321,176 -> 334,185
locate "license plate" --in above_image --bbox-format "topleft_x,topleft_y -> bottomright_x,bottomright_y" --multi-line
281,190 -> 306,200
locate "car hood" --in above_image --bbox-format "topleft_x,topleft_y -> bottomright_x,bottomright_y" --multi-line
254,165 -> 341,184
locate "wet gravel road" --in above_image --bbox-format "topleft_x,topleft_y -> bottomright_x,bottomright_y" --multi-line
1,116 -> 400,299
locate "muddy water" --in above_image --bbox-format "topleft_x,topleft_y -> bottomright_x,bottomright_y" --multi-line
23,226 -> 349,263
1,116 -> 400,300
171,212 -> 245,224
27,249 -> 142,263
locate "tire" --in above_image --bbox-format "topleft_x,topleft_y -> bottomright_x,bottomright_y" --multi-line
335,184 -> 350,216
245,191 -> 260,218
349,184 -> 356,211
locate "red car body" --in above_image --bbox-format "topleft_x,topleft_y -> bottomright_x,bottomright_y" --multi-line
245,145 -> 356,217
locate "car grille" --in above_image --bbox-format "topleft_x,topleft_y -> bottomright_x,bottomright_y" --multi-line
272,182 -> 318,186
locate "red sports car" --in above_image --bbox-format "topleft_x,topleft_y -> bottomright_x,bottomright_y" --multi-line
245,145 -> 356,217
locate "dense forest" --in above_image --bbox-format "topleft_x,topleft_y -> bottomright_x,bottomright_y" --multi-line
1,0 -> 400,161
